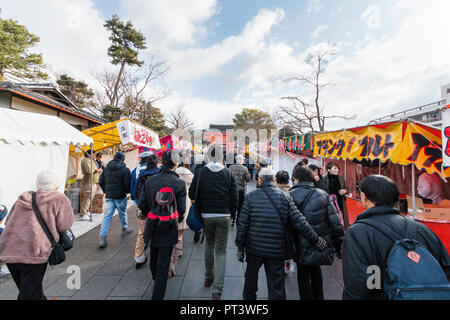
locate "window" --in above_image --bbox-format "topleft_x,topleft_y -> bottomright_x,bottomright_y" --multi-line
427,111 -> 441,122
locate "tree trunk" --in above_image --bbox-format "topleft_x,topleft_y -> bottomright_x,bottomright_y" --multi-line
112,60 -> 126,107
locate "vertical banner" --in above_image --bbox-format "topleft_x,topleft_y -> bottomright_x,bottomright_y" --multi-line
442,109 -> 450,167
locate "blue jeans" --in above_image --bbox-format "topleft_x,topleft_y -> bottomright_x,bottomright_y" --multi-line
99,198 -> 128,237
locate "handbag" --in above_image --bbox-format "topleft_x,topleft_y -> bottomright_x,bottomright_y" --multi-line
295,188 -> 334,266
186,167 -> 204,232
31,192 -> 74,266
260,188 -> 295,261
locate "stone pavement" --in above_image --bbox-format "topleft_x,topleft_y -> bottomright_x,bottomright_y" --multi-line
0,181 -> 344,300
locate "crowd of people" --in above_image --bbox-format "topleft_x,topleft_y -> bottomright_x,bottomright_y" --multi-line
0,145 -> 449,301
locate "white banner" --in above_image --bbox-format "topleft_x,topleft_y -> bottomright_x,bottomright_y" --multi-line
116,120 -> 161,149
442,109 -> 450,167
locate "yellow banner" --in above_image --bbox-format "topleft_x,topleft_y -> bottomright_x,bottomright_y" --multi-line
313,123 -> 404,163
399,123 -> 450,178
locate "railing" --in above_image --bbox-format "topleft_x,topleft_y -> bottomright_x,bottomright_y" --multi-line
369,100 -> 447,124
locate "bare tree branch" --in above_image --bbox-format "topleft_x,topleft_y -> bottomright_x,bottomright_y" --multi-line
166,104 -> 194,131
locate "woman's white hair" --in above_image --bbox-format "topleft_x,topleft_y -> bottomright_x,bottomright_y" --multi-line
235,154 -> 245,164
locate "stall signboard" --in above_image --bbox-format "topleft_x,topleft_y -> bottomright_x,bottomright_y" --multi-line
442,109 -> 450,167
283,134 -> 312,152
399,122 -> 450,179
313,122 -> 403,163
116,120 -> 161,150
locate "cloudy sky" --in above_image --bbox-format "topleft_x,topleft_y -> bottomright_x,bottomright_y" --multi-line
1,0 -> 449,130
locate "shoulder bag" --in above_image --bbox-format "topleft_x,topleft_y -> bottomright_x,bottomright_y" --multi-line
32,192 -> 75,266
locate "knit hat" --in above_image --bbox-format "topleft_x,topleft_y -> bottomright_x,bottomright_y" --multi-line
36,170 -> 61,191
114,151 -> 125,161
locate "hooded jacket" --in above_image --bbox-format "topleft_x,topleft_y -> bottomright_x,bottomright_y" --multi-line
188,162 -> 238,216
0,191 -> 74,264
342,205 -> 450,300
99,158 -> 131,199
235,181 -> 320,259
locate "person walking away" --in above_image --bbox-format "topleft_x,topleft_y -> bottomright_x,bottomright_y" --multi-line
188,144 -> 238,300
80,150 -> 102,220
133,154 -> 160,269
191,153 -> 207,243
236,167 -> 327,300
342,175 -> 450,300
255,159 -> 268,185
417,172 -> 442,204
138,150 -> 186,300
0,170 -> 73,300
308,164 -> 327,191
169,162 -> 194,277
275,170 -> 290,193
130,151 -> 153,206
289,167 -> 344,300
98,152 -> 132,248
245,154 -> 255,180
229,154 -> 250,226
323,162 -> 347,224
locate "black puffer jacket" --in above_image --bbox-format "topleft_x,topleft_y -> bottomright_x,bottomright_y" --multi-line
343,205 -> 450,300
138,169 -> 186,247
235,181 -> 320,260
289,182 -> 345,255
98,159 -> 131,199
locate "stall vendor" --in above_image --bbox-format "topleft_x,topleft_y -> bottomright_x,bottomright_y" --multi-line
417,172 -> 442,204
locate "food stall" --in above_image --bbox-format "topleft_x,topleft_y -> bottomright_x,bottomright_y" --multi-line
68,119 -> 161,218
313,120 -> 450,253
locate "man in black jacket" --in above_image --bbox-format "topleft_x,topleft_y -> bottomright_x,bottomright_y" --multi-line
188,144 -> 238,300
236,167 -> 327,300
138,150 -> 186,300
98,152 -> 132,248
343,175 -> 450,300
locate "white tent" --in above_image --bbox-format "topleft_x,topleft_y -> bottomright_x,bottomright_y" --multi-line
0,108 -> 93,215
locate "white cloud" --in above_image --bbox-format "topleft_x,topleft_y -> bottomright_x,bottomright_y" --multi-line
307,0 -> 322,13
361,5 -> 381,30
166,8 -> 285,82
0,0 -> 110,86
119,0 -> 219,47
310,24 -> 328,39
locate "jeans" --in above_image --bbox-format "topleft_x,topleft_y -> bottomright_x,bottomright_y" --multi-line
243,253 -> 286,300
297,264 -> 324,300
7,263 -> 48,300
203,216 -> 231,295
99,198 -> 128,237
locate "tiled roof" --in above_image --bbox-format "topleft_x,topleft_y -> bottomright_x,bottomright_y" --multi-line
0,82 -> 105,124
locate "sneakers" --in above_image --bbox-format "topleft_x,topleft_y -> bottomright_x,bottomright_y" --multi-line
204,277 -> 214,287
78,214 -> 91,221
212,293 -> 221,300
99,236 -> 107,248
122,227 -> 133,234
135,257 -> 148,270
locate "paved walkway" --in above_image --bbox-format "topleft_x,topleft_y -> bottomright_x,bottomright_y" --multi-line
0,181 -> 344,300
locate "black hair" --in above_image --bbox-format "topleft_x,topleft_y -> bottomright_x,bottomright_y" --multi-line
360,175 -> 399,207
293,166 -> 315,183
275,170 -> 290,185
326,161 -> 340,171
161,150 -> 177,170
146,154 -> 159,169
207,144 -> 224,163
84,149 -> 94,157
301,158 -> 309,165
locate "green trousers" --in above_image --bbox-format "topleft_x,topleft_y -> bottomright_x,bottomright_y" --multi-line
203,216 -> 231,295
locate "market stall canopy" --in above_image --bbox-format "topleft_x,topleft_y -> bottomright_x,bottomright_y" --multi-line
0,108 -> 93,146
313,120 -> 450,179
69,119 -> 161,154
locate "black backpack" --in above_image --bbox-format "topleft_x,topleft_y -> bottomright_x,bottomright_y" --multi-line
146,186 -> 179,232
